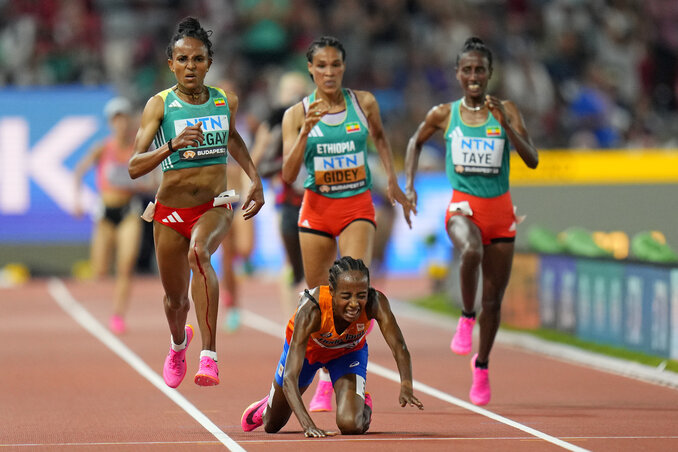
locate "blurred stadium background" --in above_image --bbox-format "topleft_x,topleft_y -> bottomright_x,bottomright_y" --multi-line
2,0 -> 677,272
3,0 -> 678,147
1,0 -> 677,350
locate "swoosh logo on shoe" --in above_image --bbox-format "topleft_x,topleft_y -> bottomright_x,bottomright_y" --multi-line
246,400 -> 266,425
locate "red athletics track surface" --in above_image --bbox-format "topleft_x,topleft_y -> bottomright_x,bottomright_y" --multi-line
3,275 -> 678,451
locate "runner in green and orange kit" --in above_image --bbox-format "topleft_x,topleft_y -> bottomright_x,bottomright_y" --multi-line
404,37 -> 539,406
128,17 -> 264,389
281,35 -> 415,411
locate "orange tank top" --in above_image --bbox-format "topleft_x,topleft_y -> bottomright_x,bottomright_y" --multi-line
285,286 -> 370,365
96,137 -> 135,193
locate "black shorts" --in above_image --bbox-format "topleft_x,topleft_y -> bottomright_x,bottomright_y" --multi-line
101,198 -> 142,226
279,202 -> 300,237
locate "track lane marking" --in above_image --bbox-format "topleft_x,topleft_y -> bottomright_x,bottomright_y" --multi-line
47,278 -> 245,452
47,277 -> 590,452
242,309 -> 590,452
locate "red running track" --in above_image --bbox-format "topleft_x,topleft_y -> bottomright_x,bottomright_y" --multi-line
2,276 -> 678,451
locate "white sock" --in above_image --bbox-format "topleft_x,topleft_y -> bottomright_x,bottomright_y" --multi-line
170,332 -> 187,352
200,350 -> 218,362
319,369 -> 331,382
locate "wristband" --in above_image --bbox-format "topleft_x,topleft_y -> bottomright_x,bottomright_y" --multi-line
167,138 -> 174,153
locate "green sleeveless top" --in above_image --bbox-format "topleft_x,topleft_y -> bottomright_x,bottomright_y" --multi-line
154,86 -> 230,172
444,99 -> 510,198
302,88 -> 371,198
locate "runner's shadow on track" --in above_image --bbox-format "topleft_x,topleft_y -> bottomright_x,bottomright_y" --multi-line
267,431 -> 443,438
368,431 -> 443,437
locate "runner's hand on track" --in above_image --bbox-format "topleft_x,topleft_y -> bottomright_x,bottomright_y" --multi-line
304,426 -> 337,438
399,389 -> 424,410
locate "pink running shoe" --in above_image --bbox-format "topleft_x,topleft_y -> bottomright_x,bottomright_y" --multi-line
364,392 -> 373,409
220,290 -> 234,307
241,396 -> 269,432
450,316 -> 475,355
194,356 -> 220,386
365,319 -> 376,336
309,379 -> 333,412
364,392 -> 373,426
162,324 -> 194,388
109,315 -> 126,335
469,353 -> 491,406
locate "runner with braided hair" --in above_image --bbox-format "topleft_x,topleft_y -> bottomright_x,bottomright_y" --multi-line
241,256 -> 423,438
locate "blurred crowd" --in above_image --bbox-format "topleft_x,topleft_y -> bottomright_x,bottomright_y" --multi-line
2,0 -> 677,163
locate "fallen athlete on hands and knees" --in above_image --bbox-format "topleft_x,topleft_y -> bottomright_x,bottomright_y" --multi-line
241,256 -> 423,437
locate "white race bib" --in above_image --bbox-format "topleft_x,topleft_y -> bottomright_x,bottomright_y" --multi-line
450,135 -> 505,175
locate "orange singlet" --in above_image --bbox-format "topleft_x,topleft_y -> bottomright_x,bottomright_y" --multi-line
96,137 -> 135,194
285,286 -> 370,364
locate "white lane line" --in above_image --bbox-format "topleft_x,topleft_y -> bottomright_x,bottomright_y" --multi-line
242,310 -> 589,452
369,363 -> 588,451
47,278 -> 245,452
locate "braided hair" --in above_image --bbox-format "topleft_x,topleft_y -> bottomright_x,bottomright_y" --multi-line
166,17 -> 214,59
306,35 -> 346,63
456,36 -> 493,71
328,256 -> 369,291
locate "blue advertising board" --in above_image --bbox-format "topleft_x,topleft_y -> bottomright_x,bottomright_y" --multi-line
0,86 -> 115,242
538,255 -> 560,328
575,259 -> 625,345
538,255 -> 577,333
624,264 -> 671,356
537,255 -> 676,358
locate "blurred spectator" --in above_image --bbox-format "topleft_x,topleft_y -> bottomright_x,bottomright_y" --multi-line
595,1 -> 642,107
565,62 -> 627,149
71,97 -> 155,334
644,0 -> 678,112
237,0 -> 291,66
501,37 -> 557,146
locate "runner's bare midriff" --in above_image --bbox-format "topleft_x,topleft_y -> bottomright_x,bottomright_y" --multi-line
157,164 -> 228,207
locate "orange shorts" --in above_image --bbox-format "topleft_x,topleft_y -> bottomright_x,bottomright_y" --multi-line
298,189 -> 376,238
154,199 -> 231,239
445,190 -> 516,245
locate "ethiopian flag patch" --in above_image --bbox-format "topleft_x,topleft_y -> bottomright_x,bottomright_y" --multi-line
486,126 -> 501,137
214,98 -> 226,107
345,122 -> 361,134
